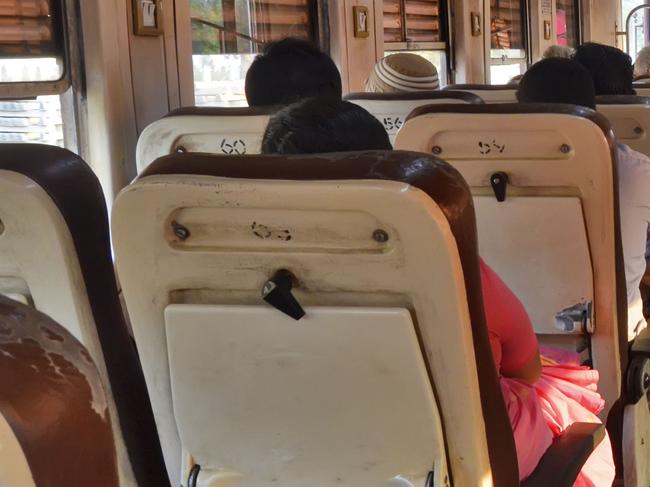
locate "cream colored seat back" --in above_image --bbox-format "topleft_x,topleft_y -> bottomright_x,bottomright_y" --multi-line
136,106 -> 275,173
344,91 -> 483,143
0,145 -> 168,487
633,81 -> 650,97
396,104 -> 625,413
112,151 -> 519,487
597,95 -> 650,157
444,84 -> 517,103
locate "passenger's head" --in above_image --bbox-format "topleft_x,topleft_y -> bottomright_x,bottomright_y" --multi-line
634,46 -> 650,79
573,42 -> 635,95
542,45 -> 575,59
261,97 -> 392,154
516,57 -> 596,109
245,38 -> 342,107
365,53 -> 439,93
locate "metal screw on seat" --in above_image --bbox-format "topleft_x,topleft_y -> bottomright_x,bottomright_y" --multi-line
175,145 -> 187,153
560,144 -> 571,154
432,145 -> 442,155
171,221 -> 190,240
372,229 -> 389,243
634,126 -> 644,135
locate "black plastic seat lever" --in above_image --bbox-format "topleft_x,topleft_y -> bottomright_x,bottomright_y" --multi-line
262,269 -> 306,320
490,171 -> 509,202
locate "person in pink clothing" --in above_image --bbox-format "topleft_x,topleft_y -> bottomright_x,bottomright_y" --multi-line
260,97 -> 614,484
481,258 -> 615,485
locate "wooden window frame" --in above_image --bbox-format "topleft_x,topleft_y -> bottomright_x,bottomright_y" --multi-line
190,0 -> 322,56
0,0 -> 71,99
383,0 -> 450,52
489,0 -> 530,63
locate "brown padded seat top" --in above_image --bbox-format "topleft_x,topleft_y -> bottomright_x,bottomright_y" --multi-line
596,95 -> 650,105
343,90 -> 484,104
444,83 -> 516,91
405,102 -> 614,134
0,144 -> 170,487
165,105 -> 277,118
141,150 -> 520,485
0,295 -> 119,487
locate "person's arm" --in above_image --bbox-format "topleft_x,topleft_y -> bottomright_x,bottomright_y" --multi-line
504,347 -> 542,384
480,259 -> 542,384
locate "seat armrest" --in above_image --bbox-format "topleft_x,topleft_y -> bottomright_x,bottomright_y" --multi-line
521,422 -> 605,487
632,326 -> 650,354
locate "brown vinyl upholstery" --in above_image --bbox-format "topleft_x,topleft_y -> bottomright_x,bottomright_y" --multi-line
633,82 -> 650,98
0,295 -> 119,487
164,106 -> 277,117
596,95 -> 650,105
344,90 -> 483,103
0,145 -> 169,487
135,150 -> 519,486
443,84 -> 518,103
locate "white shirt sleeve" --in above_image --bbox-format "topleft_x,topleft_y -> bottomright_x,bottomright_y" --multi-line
617,144 -> 650,339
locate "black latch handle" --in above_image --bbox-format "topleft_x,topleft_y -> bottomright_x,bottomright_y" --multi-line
262,269 -> 306,320
490,171 -> 509,202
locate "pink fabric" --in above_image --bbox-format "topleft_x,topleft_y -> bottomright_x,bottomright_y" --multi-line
480,259 -> 615,485
536,348 -> 615,487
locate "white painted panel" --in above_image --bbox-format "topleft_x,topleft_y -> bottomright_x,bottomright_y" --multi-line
166,305 -> 446,487
474,195 -> 593,335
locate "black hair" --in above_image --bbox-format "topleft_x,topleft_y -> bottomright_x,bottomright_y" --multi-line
516,57 -> 596,109
573,42 -> 635,95
261,97 -> 392,154
245,38 -> 343,107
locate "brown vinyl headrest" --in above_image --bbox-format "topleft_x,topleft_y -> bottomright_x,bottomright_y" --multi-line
596,95 -> 650,105
343,90 -> 484,104
165,105 -> 278,118
404,102 -> 614,136
443,83 -> 516,91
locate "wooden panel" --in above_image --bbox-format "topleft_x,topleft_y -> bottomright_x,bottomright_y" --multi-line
384,0 -> 441,44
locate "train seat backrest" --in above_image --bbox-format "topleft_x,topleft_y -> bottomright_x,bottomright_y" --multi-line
344,90 -> 483,143
135,106 -> 275,173
444,84 -> 518,103
633,81 -> 650,98
0,145 -> 168,487
395,104 -> 626,413
112,151 -> 519,487
0,295 -> 119,487
596,95 -> 650,157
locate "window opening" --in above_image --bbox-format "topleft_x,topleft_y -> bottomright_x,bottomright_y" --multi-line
556,0 -> 580,48
190,0 -> 318,106
382,1 -> 449,86
0,0 -> 68,94
622,1 -> 650,61
489,0 -> 528,84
